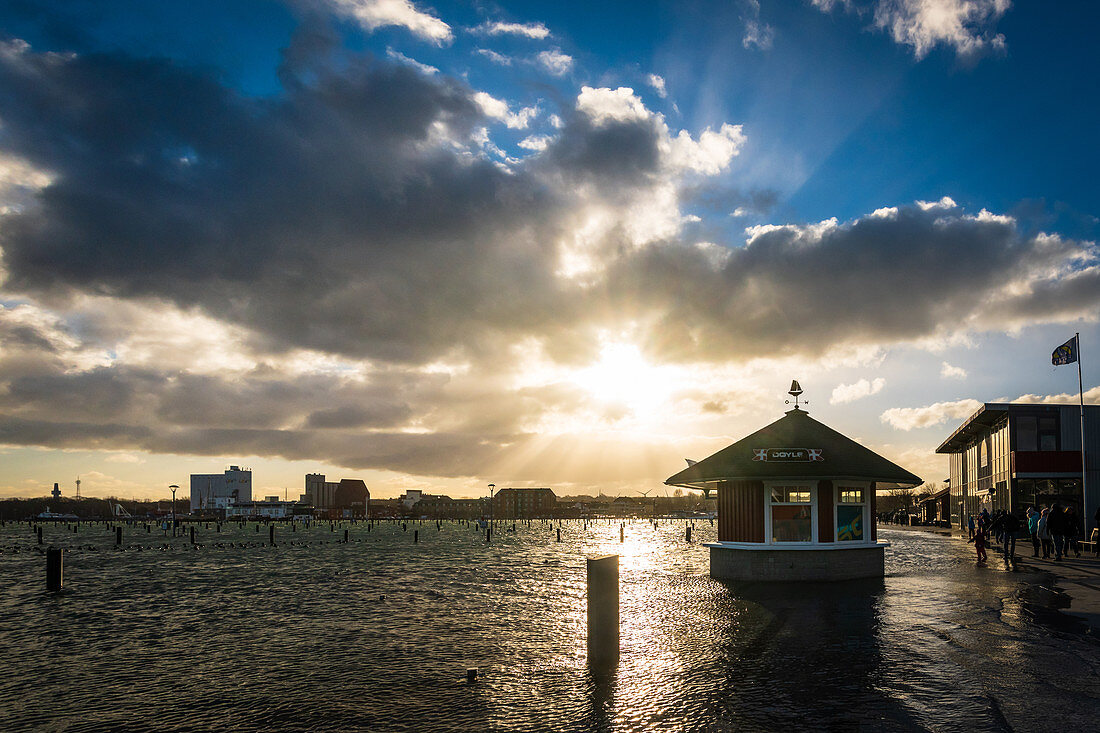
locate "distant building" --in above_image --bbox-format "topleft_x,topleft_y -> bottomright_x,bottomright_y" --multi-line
334,478 -> 370,518
305,473 -> 340,511
936,402 -> 1098,534
190,466 -> 252,513
225,497 -> 296,519
305,474 -> 369,517
492,488 -> 557,518
412,495 -> 487,519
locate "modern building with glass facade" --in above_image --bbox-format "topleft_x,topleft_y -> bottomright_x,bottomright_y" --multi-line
935,402 -> 1098,535
666,406 -> 921,581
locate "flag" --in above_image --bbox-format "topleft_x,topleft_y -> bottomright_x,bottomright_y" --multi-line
1052,336 -> 1078,366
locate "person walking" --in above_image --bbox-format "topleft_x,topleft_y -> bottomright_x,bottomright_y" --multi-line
1026,507 -> 1040,557
1001,511 -> 1020,561
969,522 -> 988,563
1094,505 -> 1100,557
1037,508 -> 1052,559
1048,503 -> 1066,560
1065,506 -> 1082,558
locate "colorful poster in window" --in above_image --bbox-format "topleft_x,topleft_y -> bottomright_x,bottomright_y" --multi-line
837,505 -> 863,541
771,505 -> 812,542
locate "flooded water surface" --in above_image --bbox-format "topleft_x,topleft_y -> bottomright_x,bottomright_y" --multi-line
1,521 -> 1097,732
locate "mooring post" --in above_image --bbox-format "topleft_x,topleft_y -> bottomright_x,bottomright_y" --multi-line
46,547 -> 63,592
587,555 -> 619,667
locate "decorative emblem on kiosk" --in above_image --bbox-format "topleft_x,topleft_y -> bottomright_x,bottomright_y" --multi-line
752,448 -> 825,462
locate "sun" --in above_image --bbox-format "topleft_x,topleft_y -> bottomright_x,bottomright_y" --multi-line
570,342 -> 674,419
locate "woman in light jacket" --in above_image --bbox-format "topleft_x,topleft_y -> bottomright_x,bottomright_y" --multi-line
1036,507 -> 1052,559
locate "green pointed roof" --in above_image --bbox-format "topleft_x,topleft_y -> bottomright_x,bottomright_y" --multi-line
665,408 -> 922,488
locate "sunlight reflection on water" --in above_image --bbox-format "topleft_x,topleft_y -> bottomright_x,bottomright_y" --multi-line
1,520 -> 1097,732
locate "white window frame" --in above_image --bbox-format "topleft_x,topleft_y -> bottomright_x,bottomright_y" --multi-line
834,480 -> 871,542
764,481 -> 817,544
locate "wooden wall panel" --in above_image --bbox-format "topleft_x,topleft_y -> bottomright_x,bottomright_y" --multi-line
817,480 -> 833,542
718,480 -> 764,542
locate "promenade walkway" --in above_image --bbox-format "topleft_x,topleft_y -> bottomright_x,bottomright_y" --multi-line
880,521 -> 1100,634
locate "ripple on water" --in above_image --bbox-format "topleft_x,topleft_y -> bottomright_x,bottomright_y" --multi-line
1,523 -> 1097,732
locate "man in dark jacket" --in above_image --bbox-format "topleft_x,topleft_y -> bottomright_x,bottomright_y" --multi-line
990,511 -> 1022,560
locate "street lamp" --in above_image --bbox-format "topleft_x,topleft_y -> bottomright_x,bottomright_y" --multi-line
488,483 -> 496,541
169,485 -> 179,537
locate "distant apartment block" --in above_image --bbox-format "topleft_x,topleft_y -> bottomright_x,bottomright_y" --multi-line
190,466 -> 252,513
492,488 -> 557,518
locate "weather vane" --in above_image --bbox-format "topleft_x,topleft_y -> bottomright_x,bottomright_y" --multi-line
785,379 -> 807,410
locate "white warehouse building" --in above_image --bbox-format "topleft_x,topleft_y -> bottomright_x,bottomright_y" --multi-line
190,465 -> 252,513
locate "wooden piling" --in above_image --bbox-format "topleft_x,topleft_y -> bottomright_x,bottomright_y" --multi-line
587,555 -> 619,667
46,547 -> 63,592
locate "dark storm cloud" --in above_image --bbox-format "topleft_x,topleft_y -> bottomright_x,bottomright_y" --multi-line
0,36 -> 574,364
605,204 -> 1099,361
543,112 -> 663,186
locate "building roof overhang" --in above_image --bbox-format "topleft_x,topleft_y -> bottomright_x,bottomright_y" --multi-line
934,403 -> 1011,454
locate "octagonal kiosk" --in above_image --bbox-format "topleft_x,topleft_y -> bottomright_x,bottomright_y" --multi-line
666,401 -> 921,582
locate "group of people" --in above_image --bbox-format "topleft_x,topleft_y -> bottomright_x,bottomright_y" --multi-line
967,505 -> 1097,563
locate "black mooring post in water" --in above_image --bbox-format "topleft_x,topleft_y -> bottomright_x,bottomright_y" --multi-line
269,525 -> 275,546
116,527 -> 122,546
46,547 -> 63,592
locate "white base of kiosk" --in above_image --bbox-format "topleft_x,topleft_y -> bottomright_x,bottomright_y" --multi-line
706,541 -> 889,582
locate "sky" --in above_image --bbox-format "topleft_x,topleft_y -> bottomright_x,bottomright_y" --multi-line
0,0 -> 1097,501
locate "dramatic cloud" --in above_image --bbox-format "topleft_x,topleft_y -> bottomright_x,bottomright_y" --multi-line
0,31 -> 1094,485
325,0 -> 453,44
812,0 -> 1010,59
880,398 -> 983,430
830,377 -> 886,404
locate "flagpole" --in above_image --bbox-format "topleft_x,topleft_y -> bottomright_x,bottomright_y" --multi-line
1077,332 -> 1089,537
